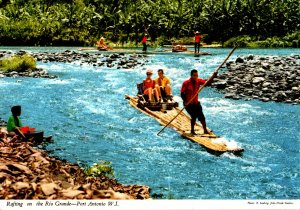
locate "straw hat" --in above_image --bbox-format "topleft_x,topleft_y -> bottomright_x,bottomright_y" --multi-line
195,31 -> 200,34
146,69 -> 153,74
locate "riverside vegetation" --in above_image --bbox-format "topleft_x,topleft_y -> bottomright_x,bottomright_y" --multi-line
0,0 -> 299,47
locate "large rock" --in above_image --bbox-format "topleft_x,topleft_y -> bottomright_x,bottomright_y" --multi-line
252,77 -> 265,84
235,57 -> 244,63
213,81 -> 227,89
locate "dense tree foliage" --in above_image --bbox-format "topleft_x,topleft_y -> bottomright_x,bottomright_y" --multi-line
0,0 -> 299,46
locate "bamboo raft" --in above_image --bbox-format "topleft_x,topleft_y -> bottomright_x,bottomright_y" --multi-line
125,94 -> 244,155
78,47 -> 108,51
156,49 -> 211,55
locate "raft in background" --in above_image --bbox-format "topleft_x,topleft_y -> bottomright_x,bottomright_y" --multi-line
125,94 -> 244,156
78,47 -> 108,51
77,47 -> 212,55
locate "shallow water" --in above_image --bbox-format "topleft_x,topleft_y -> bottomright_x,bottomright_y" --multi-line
0,47 -> 299,199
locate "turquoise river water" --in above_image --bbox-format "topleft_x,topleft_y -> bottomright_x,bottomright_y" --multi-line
0,47 -> 299,199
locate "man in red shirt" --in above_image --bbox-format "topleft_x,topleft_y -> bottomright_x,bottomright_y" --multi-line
180,69 -> 217,135
194,31 -> 201,54
141,34 -> 148,52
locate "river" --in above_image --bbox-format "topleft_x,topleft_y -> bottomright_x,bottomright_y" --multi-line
0,47 -> 299,199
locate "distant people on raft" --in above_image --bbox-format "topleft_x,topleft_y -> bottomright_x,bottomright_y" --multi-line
96,36 -> 112,50
7,105 -> 28,141
155,69 -> 172,102
180,69 -> 217,135
143,69 -> 161,102
172,44 -> 187,52
194,31 -> 201,54
141,34 -> 149,52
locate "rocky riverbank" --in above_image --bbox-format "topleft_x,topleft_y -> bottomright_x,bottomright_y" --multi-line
0,68 -> 57,79
31,50 -> 147,69
0,128 -> 150,199
212,55 -> 300,104
0,51 -> 57,79
0,50 -> 147,77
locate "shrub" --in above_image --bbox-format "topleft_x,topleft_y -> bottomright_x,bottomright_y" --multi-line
84,161 -> 114,178
156,35 -> 172,46
223,35 -> 253,48
283,30 -> 300,48
170,36 -> 194,45
0,54 -> 36,72
224,32 -> 300,48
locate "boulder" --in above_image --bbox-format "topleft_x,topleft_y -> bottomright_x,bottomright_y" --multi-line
261,63 -> 270,69
235,57 -> 244,63
213,81 -> 227,89
262,82 -> 272,87
252,77 -> 265,84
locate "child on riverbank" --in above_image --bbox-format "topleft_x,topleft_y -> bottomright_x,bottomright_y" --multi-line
7,105 -> 52,142
7,105 -> 28,141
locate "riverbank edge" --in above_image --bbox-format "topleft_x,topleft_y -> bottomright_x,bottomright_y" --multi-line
0,50 -> 147,79
0,125 -> 151,199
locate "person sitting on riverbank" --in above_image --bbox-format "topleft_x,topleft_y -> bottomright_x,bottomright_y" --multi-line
7,105 -> 52,142
143,69 -> 161,102
155,69 -> 173,102
7,105 -> 28,141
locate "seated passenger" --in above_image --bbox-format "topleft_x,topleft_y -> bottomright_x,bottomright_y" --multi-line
143,69 -> 160,102
172,44 -> 187,52
97,36 -> 107,50
155,69 -> 172,102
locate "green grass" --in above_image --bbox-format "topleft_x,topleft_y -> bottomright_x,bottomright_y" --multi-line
0,54 -> 36,72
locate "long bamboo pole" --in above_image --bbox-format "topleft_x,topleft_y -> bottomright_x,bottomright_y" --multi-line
157,47 -> 237,136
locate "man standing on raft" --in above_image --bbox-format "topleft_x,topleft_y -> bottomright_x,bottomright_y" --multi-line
181,69 -> 217,135
194,31 -> 201,54
141,34 -> 149,52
